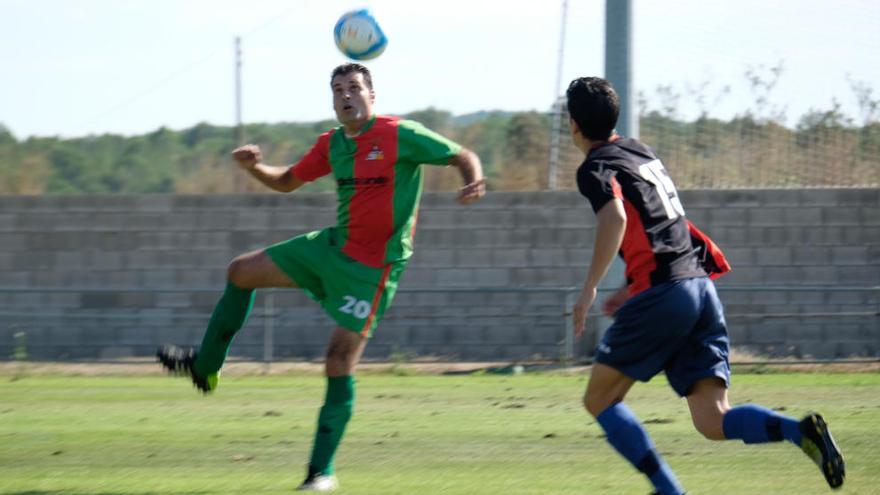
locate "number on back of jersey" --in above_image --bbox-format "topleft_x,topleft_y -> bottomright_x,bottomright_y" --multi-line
638,159 -> 685,220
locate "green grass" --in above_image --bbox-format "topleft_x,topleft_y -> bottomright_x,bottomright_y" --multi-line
1,371 -> 879,494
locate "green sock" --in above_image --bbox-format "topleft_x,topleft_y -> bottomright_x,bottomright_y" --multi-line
193,281 -> 255,377
308,376 -> 355,476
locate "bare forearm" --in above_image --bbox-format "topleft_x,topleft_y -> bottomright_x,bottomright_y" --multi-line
450,148 -> 485,204
231,144 -> 303,193
246,163 -> 301,193
450,148 -> 483,185
583,200 -> 626,290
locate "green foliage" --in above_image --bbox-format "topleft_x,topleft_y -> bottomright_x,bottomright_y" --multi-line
0,123 -> 16,146
403,107 -> 454,134
1,100 -> 878,195
387,345 -> 416,376
11,331 -> 27,361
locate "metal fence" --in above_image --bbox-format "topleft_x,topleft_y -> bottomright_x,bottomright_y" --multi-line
1,285 -> 878,364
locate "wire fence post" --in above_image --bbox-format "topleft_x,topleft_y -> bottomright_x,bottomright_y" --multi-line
263,290 -> 274,371
564,291 -> 576,366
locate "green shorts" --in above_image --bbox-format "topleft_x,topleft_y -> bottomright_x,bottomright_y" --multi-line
265,229 -> 406,337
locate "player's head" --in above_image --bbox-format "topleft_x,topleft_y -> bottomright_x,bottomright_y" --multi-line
331,63 -> 375,126
565,77 -> 619,142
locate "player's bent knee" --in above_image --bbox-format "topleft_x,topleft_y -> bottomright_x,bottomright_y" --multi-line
583,393 -> 611,418
692,414 -> 726,441
226,258 -> 249,287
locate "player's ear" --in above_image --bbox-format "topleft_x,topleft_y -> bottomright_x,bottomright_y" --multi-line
369,89 -> 376,103
568,117 -> 581,136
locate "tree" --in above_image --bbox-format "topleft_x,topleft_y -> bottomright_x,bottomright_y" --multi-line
0,124 -> 16,146
404,108 -> 453,134
46,145 -> 106,194
497,111 -> 550,190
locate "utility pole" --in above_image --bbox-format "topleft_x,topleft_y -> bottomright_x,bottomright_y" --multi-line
235,36 -> 243,145
595,0 -> 634,356
547,0 -> 569,190
605,0 -> 637,138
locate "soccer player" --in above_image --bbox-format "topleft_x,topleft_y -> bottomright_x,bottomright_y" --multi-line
566,76 -> 844,494
157,63 -> 485,492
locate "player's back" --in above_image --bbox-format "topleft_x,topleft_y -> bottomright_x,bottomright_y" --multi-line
577,137 -> 706,295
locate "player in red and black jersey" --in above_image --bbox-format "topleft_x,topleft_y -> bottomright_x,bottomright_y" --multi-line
577,135 -> 720,297
568,77 -> 844,494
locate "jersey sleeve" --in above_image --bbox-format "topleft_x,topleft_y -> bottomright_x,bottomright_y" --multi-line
290,132 -> 333,182
396,119 -> 463,166
576,161 -> 623,214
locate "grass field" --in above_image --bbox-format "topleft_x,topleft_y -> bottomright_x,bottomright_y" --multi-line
1,368 -> 879,494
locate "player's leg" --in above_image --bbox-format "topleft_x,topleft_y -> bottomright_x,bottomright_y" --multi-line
676,278 -> 802,444
687,377 -> 845,488
298,256 -> 404,491
158,248 -> 297,391
587,280 -> 707,495
684,377 -> 730,440
675,279 -> 798,445
300,327 -> 367,491
194,249 -> 296,374
227,248 -> 299,288
676,278 -> 844,489
686,376 -> 803,444
586,363 -> 685,495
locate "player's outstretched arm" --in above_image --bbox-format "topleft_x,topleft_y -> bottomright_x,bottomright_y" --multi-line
572,199 -> 626,336
449,148 -> 485,204
231,144 -> 306,193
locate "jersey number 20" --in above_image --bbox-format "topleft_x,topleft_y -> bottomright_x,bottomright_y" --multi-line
340,295 -> 371,319
639,159 -> 685,220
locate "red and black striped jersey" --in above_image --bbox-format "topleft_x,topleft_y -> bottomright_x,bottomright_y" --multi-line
576,137 -> 730,296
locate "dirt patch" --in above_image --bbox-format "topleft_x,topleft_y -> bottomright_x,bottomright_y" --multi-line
1,359 -> 877,377
731,361 -> 880,373
0,359 -> 515,377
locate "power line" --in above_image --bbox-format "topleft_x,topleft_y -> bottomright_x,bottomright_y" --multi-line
77,46 -> 227,133
77,5 -> 299,135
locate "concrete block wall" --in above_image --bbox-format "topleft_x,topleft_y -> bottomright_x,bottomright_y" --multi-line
0,189 -> 877,361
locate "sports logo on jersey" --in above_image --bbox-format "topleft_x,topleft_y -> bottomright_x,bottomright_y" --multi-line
337,176 -> 389,188
365,144 -> 384,161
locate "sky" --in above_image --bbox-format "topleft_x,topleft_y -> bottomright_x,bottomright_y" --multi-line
1,0 -> 878,139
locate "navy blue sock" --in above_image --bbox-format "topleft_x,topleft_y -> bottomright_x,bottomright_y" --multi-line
722,404 -> 802,446
597,402 -> 685,495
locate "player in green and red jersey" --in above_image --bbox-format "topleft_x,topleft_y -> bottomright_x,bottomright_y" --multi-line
157,63 -> 485,492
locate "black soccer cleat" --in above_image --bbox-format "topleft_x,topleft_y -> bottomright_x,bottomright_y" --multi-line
799,413 -> 845,489
156,345 -> 217,393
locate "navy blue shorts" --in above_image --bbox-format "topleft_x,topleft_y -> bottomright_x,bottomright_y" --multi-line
595,277 -> 730,397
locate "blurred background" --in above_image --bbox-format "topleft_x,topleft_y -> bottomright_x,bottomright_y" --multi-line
0,0 -> 877,363
1,0 -> 878,193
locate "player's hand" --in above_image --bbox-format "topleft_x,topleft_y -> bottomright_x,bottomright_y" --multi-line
457,178 -> 486,204
572,286 -> 597,338
601,286 -> 630,317
231,144 -> 262,170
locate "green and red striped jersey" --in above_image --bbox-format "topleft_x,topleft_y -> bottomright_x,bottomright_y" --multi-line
291,115 -> 462,267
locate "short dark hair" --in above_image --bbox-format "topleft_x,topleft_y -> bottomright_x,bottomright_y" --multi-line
565,77 -> 619,141
330,63 -> 373,90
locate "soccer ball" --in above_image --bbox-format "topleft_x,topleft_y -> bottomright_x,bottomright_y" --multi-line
333,9 -> 387,61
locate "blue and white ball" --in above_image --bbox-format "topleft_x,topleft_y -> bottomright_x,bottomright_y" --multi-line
333,9 -> 387,61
